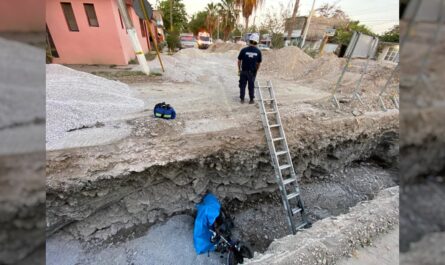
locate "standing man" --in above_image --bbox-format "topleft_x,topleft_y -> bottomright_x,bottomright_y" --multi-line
238,33 -> 262,104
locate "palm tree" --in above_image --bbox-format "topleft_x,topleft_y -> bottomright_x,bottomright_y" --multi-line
205,3 -> 219,36
235,0 -> 264,32
218,0 -> 238,40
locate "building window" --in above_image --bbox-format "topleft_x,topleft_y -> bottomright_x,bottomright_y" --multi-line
140,19 -> 146,37
61,2 -> 79,32
384,47 -> 400,63
84,3 -> 99,27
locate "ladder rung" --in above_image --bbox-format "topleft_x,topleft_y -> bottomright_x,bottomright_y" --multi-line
276,151 -> 287,156
269,124 -> 280,128
292,207 -> 302,215
273,137 -> 284,142
266,111 -> 277,115
283,178 -> 296,185
262,98 -> 274,101
287,192 -> 299,200
296,222 -> 307,230
279,164 -> 291,170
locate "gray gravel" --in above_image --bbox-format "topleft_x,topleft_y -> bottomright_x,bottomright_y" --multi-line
46,215 -> 225,265
46,64 -> 144,150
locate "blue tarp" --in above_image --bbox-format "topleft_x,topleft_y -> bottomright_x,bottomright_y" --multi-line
193,193 -> 221,254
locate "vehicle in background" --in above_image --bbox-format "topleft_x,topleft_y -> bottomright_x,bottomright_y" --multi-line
258,44 -> 270,51
243,32 -> 260,43
197,32 -> 212,49
179,33 -> 197,49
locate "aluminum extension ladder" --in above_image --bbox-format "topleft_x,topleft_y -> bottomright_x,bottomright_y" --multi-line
256,80 -> 311,234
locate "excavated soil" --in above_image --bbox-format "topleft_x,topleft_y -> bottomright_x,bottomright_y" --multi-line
245,187 -> 399,265
46,46 -> 399,264
400,10 -> 445,255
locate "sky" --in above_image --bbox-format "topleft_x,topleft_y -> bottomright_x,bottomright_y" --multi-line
165,0 -> 399,34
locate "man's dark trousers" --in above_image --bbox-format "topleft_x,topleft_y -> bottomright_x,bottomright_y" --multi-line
239,71 -> 256,100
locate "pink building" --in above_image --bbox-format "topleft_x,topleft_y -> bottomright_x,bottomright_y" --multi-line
0,0 -> 45,32
46,0 -> 163,65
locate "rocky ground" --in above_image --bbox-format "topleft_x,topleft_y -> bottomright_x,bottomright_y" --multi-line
0,36 -> 46,265
245,187 -> 399,265
400,2 -> 445,258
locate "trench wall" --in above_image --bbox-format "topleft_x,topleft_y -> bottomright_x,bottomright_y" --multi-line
46,128 -> 398,242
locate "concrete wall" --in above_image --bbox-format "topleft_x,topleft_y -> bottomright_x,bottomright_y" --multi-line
0,0 -> 45,32
47,0 -> 149,65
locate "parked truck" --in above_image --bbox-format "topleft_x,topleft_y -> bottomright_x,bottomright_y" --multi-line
197,32 -> 212,49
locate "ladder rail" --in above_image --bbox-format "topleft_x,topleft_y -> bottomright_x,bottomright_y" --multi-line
268,81 -> 307,226
256,81 -> 296,233
256,80 -> 310,234
268,81 -> 299,182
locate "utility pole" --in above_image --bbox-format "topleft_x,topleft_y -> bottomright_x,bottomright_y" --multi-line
116,0 -> 150,75
287,0 -> 300,45
170,0 -> 173,31
217,15 -> 220,40
300,0 -> 316,48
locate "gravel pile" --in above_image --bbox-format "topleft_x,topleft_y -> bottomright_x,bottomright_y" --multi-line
299,53 -> 345,80
46,64 -> 144,149
0,37 -> 45,154
147,48 -> 238,83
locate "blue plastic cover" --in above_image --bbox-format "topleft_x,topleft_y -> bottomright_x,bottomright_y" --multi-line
193,193 -> 221,254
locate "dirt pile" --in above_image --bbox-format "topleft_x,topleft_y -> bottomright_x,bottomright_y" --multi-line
261,46 -> 313,80
207,42 -> 244,53
298,53 -> 345,80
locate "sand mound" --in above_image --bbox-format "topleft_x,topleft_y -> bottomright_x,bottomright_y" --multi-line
298,53 -> 346,80
207,42 -> 245,53
261,46 -> 313,79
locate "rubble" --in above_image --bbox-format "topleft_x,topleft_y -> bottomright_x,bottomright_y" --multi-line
245,187 -> 399,265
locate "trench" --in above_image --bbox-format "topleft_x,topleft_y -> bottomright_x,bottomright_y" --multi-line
46,128 -> 399,264
223,161 -> 398,252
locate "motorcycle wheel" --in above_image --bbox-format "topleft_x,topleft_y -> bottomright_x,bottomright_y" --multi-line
227,250 -> 237,265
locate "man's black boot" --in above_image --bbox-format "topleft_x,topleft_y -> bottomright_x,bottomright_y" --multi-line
241,99 -> 245,104
249,99 -> 254,104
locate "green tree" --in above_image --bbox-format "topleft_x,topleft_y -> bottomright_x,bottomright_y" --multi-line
166,30 -> 180,51
333,21 -> 376,46
188,11 -> 208,35
218,0 -> 239,41
260,6 -> 286,48
159,0 -> 188,32
380,25 -> 399,43
287,0 -> 300,41
205,3 -> 219,36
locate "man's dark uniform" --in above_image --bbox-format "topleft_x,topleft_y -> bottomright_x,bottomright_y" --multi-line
238,45 -> 262,102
